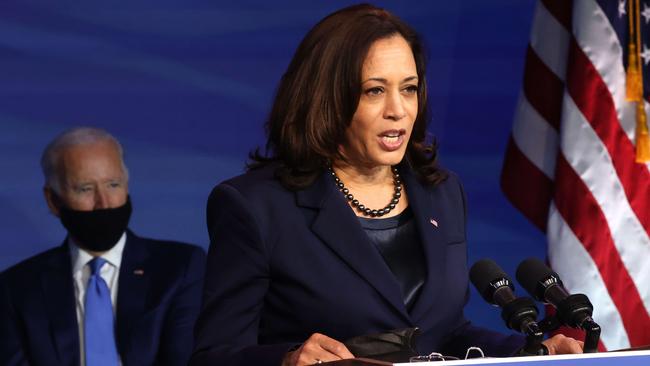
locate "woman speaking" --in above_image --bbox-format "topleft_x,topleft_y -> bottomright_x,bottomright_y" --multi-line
191,4 -> 582,366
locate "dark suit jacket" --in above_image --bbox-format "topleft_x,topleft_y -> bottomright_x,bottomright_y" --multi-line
0,230 -> 206,366
191,165 -> 523,366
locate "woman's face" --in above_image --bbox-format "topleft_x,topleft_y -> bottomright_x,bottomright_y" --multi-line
340,35 -> 418,169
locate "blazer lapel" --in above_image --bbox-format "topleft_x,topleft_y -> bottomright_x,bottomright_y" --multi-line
403,169 -> 449,322
115,231 -> 150,361
296,171 -> 410,323
41,244 -> 80,366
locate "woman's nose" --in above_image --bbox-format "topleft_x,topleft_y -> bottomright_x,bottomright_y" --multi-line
384,92 -> 406,121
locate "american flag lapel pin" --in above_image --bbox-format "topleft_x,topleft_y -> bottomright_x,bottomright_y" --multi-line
429,218 -> 438,228
133,269 -> 144,275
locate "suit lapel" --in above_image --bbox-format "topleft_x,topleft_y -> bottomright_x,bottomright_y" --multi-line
41,243 -> 80,366
115,231 -> 150,361
403,169 -> 449,322
296,171 -> 410,323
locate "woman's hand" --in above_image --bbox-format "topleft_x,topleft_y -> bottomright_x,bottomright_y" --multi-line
282,333 -> 355,366
541,334 -> 584,354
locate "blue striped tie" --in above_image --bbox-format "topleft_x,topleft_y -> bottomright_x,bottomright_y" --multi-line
84,257 -> 119,366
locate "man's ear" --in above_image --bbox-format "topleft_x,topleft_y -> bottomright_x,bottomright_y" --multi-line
44,186 -> 62,217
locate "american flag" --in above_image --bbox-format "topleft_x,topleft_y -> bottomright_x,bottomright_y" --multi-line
501,0 -> 650,350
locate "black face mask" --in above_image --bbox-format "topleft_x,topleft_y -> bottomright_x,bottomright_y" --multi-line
58,196 -> 132,252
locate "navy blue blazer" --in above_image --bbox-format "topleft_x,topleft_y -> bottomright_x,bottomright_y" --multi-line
0,230 -> 206,366
191,165 -> 523,366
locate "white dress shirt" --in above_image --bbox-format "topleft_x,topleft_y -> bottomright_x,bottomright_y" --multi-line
69,233 -> 126,366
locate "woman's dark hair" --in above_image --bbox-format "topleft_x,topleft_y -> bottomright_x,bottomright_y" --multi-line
249,3 -> 447,189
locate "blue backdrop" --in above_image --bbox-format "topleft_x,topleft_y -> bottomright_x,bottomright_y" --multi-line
0,0 -> 546,334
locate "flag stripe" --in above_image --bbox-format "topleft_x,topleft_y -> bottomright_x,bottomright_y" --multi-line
572,0 -> 639,143
500,0 -> 566,232
540,0 -> 572,30
559,90 -> 650,319
547,202 -> 629,350
566,38 -> 650,245
553,154 -> 650,347
529,0 -> 570,81
500,137 -> 552,231
512,94 -> 558,179
522,46 -> 563,131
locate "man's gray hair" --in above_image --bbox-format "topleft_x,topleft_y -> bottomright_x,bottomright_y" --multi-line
40,127 -> 129,194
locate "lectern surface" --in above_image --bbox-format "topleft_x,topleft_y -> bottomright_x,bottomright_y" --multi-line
391,349 -> 650,366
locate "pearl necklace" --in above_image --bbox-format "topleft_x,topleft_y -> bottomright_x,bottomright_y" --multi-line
328,166 -> 402,217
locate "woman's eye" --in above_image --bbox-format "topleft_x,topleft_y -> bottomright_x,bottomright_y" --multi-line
403,85 -> 418,94
365,87 -> 384,96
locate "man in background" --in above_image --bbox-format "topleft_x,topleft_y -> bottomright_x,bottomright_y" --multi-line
0,127 -> 206,366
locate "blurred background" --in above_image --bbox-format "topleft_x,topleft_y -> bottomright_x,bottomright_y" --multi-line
0,0 -> 544,333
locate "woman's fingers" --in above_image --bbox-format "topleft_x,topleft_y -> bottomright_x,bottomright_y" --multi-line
286,333 -> 355,366
314,333 -> 355,359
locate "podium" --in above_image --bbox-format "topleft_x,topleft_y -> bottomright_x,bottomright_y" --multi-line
324,349 -> 650,365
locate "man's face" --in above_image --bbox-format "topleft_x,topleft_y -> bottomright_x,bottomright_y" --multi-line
45,140 -> 128,215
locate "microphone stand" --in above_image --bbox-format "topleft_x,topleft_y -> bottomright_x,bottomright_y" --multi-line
579,318 -> 601,353
517,319 -> 548,356
537,311 -> 601,353
556,293 -> 601,353
502,297 -> 548,356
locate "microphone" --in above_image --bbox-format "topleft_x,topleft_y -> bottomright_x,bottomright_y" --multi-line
516,258 -> 600,352
516,258 -> 594,328
470,259 -> 546,355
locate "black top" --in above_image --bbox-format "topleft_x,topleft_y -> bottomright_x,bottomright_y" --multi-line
358,207 -> 426,310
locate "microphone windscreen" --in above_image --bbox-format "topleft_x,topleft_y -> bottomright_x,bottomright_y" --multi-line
470,259 -> 510,303
516,258 -> 560,301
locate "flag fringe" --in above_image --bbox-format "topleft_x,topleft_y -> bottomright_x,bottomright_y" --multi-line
626,0 -> 649,162
636,103 -> 650,163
